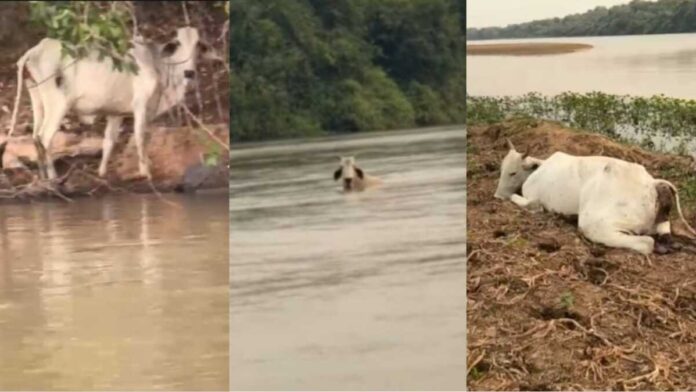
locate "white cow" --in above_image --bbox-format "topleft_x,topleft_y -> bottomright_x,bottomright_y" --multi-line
494,139 -> 696,255
8,26 -> 219,180
333,156 -> 382,192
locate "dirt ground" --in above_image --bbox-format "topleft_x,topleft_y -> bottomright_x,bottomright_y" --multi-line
0,2 -> 229,201
467,119 -> 696,391
466,43 -> 593,56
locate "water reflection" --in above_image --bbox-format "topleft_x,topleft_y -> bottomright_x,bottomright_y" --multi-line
0,194 -> 228,390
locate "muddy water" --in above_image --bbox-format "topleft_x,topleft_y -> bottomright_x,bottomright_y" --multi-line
468,33 -> 696,98
230,127 -> 466,390
0,194 -> 228,390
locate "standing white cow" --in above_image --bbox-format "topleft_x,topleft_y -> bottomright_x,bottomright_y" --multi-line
333,156 -> 382,192
8,26 -> 219,180
494,139 -> 696,255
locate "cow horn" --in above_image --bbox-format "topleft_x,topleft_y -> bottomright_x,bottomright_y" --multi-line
506,138 -> 516,151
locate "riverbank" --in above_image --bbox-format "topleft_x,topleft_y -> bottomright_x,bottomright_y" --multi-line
467,42 -> 592,56
467,119 -> 696,390
0,124 -> 229,203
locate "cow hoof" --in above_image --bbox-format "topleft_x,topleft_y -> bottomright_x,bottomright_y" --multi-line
654,243 -> 672,255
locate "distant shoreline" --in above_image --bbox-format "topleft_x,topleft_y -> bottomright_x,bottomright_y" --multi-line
466,42 -> 593,56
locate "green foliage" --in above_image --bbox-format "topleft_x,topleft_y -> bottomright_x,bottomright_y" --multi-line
466,96 -> 507,125
331,68 -> 415,132
29,1 -> 137,73
204,153 -> 220,167
231,0 -> 465,142
560,291 -> 575,309
467,92 -> 696,153
468,0 -> 696,40
469,366 -> 483,381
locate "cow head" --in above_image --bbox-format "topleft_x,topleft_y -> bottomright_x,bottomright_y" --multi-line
334,156 -> 364,191
159,27 -> 222,89
494,139 -> 539,200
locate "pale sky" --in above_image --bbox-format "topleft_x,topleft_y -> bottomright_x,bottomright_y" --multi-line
467,0 -> 640,28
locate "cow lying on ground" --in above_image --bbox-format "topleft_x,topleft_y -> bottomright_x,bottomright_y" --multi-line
333,156 -> 382,192
8,26 -> 220,180
494,139 -> 696,255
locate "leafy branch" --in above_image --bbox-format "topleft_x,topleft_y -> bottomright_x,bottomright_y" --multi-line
28,1 -> 138,73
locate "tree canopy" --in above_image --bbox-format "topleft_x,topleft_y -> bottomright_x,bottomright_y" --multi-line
467,0 -> 696,40
231,0 -> 466,142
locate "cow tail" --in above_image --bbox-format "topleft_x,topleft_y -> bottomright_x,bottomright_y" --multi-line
8,51 -> 29,137
656,179 -> 696,237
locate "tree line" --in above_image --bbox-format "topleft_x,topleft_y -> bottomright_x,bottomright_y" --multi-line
467,0 -> 696,40
230,0 -> 466,142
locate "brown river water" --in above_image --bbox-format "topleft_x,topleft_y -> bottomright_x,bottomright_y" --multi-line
0,193 -> 229,390
230,127 -> 467,390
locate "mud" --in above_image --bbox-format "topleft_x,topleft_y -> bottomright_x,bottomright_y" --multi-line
467,119 -> 696,390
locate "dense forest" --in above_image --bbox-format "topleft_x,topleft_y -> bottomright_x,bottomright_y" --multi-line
230,0 -> 466,142
467,0 -> 696,40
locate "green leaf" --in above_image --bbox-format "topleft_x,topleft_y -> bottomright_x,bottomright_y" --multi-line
204,153 -> 220,167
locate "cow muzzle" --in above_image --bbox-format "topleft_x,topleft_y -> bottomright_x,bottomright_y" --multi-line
343,178 -> 353,190
494,189 -> 510,200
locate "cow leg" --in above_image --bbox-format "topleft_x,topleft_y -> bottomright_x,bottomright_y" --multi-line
36,90 -> 68,180
27,80 -> 45,141
510,194 -> 542,211
98,116 -> 124,178
584,226 -> 655,255
25,80 -> 48,178
132,104 -> 151,179
655,221 -> 673,247
32,139 -> 48,180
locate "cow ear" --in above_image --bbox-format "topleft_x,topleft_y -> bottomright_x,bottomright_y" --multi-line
522,158 -> 539,171
355,167 -> 364,179
162,41 -> 180,57
200,44 -> 224,62
334,167 -> 342,181
523,162 -> 540,171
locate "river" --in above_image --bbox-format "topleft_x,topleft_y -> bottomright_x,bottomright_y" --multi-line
0,193 -> 229,390
467,33 -> 696,98
229,127 -> 467,390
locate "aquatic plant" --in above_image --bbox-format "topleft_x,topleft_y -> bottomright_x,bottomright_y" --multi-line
467,92 -> 696,153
